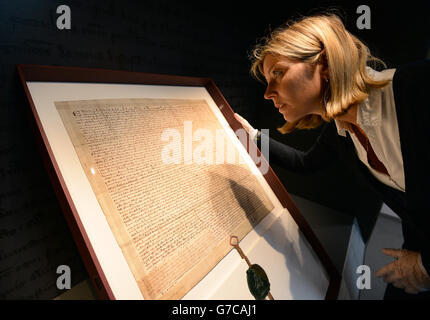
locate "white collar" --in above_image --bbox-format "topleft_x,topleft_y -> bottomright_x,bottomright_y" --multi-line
334,96 -> 380,137
334,67 -> 395,137
334,119 -> 349,137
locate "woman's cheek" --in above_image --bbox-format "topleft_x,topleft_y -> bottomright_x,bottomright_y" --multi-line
283,77 -> 303,104
292,72 -> 320,106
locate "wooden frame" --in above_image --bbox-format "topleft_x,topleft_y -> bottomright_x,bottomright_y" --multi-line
17,64 -> 340,300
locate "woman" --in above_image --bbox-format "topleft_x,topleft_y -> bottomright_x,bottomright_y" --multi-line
234,13 -> 430,299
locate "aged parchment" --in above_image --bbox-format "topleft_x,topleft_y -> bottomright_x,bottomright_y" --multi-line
55,98 -> 274,299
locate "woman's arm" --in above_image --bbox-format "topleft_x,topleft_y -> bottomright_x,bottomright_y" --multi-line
261,121 -> 340,175
234,113 -> 340,175
392,59 -> 430,277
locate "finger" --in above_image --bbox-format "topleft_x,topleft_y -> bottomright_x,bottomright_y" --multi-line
404,286 -> 419,294
384,270 -> 401,283
234,113 -> 247,124
234,113 -> 250,129
403,277 -> 420,294
375,263 -> 395,278
392,280 -> 406,289
404,278 -> 420,294
234,113 -> 242,120
382,248 -> 403,259
408,273 -> 426,292
381,260 -> 403,283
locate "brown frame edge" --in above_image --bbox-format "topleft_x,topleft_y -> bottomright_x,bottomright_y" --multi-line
16,64 -> 341,300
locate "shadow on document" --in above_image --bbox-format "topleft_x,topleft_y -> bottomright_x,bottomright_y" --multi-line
207,164 -> 310,299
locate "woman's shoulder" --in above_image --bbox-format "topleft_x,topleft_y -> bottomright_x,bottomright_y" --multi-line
393,59 -> 430,94
392,59 -> 430,126
394,59 -> 430,79
366,59 -> 430,86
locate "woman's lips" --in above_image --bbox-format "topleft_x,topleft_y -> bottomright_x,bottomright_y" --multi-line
278,104 -> 287,113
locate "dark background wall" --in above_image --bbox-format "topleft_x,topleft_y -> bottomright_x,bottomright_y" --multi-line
0,0 -> 428,299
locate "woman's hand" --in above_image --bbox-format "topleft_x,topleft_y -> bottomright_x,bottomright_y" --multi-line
375,248 -> 430,294
234,113 -> 258,140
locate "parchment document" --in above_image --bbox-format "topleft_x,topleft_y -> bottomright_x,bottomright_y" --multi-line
55,98 -> 274,299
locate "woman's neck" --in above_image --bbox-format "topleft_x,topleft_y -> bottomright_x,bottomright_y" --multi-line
335,104 -> 359,127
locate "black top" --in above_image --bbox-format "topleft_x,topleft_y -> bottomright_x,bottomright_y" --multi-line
262,59 -> 430,274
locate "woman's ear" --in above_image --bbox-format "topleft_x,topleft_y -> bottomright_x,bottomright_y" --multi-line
318,50 -> 329,81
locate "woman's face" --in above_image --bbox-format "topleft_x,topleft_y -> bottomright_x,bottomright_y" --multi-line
262,54 -> 326,122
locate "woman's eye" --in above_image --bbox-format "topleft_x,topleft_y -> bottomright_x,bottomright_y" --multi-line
273,70 -> 282,78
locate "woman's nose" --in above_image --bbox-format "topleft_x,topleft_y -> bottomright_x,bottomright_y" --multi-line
264,85 -> 276,100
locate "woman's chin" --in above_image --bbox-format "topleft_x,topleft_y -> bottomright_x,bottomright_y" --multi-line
280,107 -> 298,122
282,113 -> 298,122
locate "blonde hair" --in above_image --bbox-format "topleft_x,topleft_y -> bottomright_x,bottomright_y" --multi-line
251,13 -> 390,133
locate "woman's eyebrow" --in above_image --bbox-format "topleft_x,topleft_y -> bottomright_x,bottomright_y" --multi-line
272,61 -> 291,69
